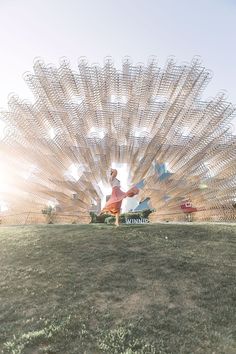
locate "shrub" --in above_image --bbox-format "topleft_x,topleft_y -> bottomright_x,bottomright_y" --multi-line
90,209 -> 154,224
96,214 -> 111,223
42,206 -> 56,224
121,209 -> 154,223
90,212 -> 113,223
41,205 -> 53,215
140,209 -> 155,219
89,212 -> 97,223
105,216 -> 116,225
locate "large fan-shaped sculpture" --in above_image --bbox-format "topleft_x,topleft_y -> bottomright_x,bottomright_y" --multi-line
0,56 -> 236,224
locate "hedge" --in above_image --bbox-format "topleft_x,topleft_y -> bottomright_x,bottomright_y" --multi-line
90,209 -> 154,224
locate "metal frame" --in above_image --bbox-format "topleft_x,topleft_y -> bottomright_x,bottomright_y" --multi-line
0,56 -> 235,224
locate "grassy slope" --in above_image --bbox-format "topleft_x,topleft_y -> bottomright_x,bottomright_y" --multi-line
0,223 -> 235,354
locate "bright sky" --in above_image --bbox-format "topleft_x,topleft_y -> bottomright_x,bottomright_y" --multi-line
0,0 -> 235,211
0,0 -> 235,115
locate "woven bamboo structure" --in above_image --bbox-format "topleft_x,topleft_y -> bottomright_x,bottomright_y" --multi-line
0,56 -> 236,224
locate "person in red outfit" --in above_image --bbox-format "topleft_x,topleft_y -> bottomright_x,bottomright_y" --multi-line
101,168 -> 139,226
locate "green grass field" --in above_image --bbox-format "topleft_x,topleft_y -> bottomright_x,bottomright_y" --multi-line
0,223 -> 235,354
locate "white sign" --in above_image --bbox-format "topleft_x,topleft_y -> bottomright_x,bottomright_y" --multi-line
125,218 -> 149,224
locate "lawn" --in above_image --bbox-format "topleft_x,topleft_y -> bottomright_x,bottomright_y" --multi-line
0,223 -> 235,354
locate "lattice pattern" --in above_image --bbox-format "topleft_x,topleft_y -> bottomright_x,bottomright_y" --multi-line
0,56 -> 236,223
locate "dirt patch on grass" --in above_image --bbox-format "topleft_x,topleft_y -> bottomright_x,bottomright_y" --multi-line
115,291 -> 153,316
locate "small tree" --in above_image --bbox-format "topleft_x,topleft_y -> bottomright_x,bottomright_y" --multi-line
89,212 -> 97,223
41,205 -> 56,224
